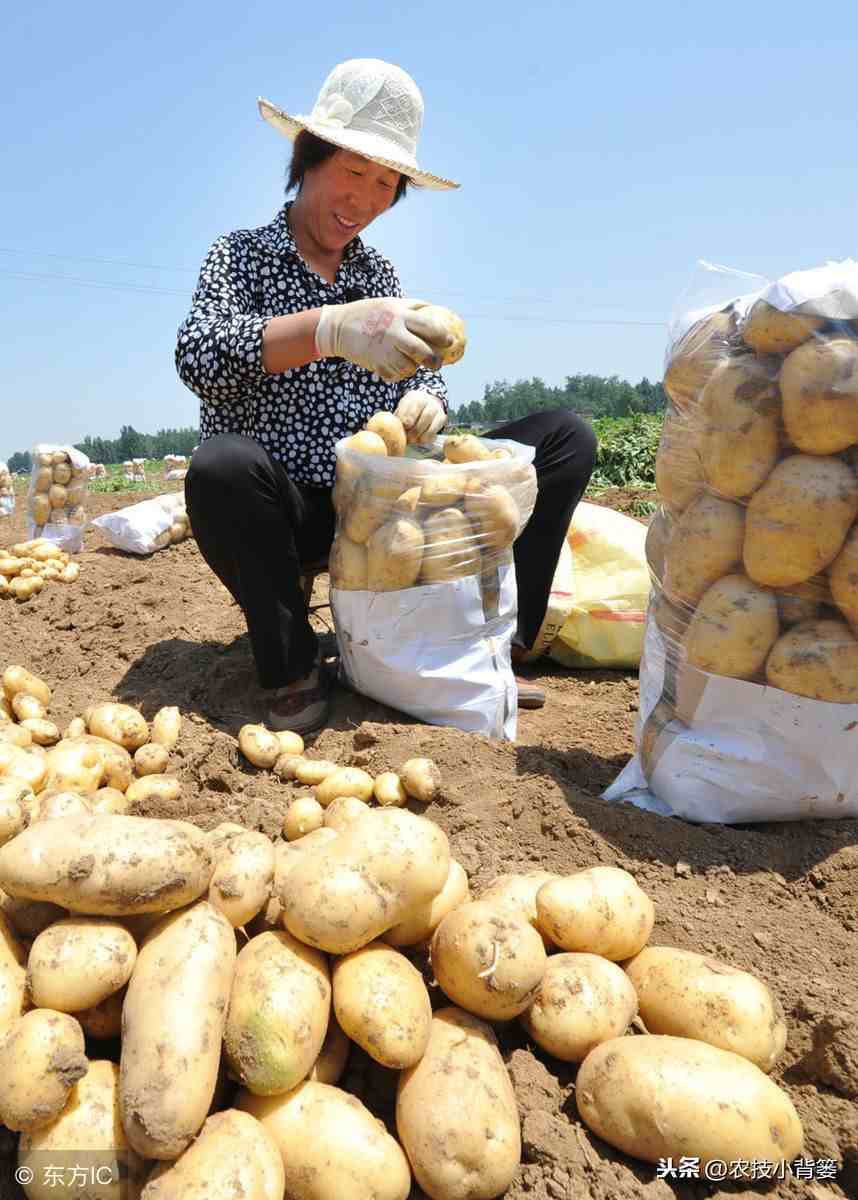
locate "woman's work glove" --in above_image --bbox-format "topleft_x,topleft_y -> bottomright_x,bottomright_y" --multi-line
396,389 -> 447,442
315,298 -> 453,383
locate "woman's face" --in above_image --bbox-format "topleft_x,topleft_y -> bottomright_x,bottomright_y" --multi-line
298,149 -> 401,253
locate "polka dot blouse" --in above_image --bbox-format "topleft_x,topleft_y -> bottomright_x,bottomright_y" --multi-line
175,202 -> 448,488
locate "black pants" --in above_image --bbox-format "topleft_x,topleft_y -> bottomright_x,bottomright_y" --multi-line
186,410 -> 596,690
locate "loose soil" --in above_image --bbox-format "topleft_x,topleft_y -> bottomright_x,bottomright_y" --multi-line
1,487 -> 856,1200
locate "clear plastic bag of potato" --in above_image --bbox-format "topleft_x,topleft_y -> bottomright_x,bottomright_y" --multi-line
605,258 -> 858,823
0,462 -> 14,518
330,429 -> 537,740
27,443 -> 91,552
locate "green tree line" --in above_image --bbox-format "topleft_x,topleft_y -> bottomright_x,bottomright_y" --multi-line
453,374 -> 666,425
6,426 -> 200,473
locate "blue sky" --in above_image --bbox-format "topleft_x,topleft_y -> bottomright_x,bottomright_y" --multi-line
3,1 -> 857,460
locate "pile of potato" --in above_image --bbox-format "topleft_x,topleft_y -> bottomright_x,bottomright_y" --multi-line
0,541 -> 80,603
123,459 -> 147,483
157,494 -> 193,550
27,447 -> 88,537
163,454 -> 188,482
329,411 -> 537,593
653,300 -> 858,701
0,462 -> 13,517
0,666 -> 806,1196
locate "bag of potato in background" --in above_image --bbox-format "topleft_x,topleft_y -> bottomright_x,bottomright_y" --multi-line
329,427 -> 537,739
605,258 -> 858,823
27,444 -> 91,552
92,492 -> 192,555
0,462 -> 14,517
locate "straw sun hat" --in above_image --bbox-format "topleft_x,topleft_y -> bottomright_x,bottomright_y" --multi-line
258,58 -> 458,191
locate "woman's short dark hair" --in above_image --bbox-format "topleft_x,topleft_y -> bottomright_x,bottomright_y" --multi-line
286,130 -> 408,206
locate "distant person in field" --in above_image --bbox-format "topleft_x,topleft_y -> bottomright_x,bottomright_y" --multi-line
176,58 -> 595,734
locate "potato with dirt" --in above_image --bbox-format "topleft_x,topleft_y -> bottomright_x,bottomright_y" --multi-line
396,1006 -> 520,1200
141,1108 -> 285,1199
120,900 -> 237,1159
664,308 -> 735,409
624,946 -> 787,1072
207,830 -> 275,927
27,916 -> 137,1011
780,334 -> 858,453
520,952 -> 638,1062
662,493 -> 745,606
575,1035 -> 803,1172
683,573 -> 780,679
238,1081 -> 412,1200
655,406 -> 705,514
85,702 -> 149,751
765,617 -> 858,702
384,858 -> 470,947
224,929 -> 330,1095
535,866 -> 654,960
333,941 -> 431,1068
366,515 -> 425,591
314,765 -> 374,807
281,809 -> 450,954
0,813 -> 213,914
700,355 -> 781,498
431,899 -> 547,1020
0,1008 -> 88,1131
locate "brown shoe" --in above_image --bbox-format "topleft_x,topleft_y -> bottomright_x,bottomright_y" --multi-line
516,676 -> 546,709
267,666 -> 332,735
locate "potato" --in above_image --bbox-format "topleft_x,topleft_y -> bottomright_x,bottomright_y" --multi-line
40,740 -> 99,794
829,525 -> 858,630
120,901 -> 236,1159
238,723 -> 280,769
324,795 -> 371,831
741,298 -> 825,355
294,758 -> 339,786
27,917 -> 136,1013
34,467 -> 53,493
77,988 -> 126,1040
399,757 -> 441,802
373,770 -> 407,807
520,953 -> 638,1062
575,1035 -> 803,1171
18,1059 -> 146,1200
314,766 -> 374,807
342,429 -> 388,457
134,743 -> 169,776
19,718 -> 60,747
207,831 -> 275,927
48,483 -> 67,509
65,716 -> 86,738
329,533 -> 368,589
384,858 -> 470,947
55,734 -> 135,792
443,434 -> 492,464
0,744 -> 48,793
663,492 -> 745,605
700,355 -> 781,498
463,482 -> 520,550
283,796 -> 324,840
535,867 -> 654,960
12,693 -> 47,722
780,335 -> 858,453
0,814 -> 213,914
431,899 -> 546,1021
393,485 -> 422,515
90,786 -> 131,815
420,507 -> 480,583
343,478 -> 391,545
207,822 -> 248,856
744,454 -> 858,587
683,573 -> 780,679
246,831 -> 338,937
225,929 -> 330,1095
397,1006 -> 520,1200
0,722 -> 32,749
52,462 -> 72,485
309,1015 -> 351,1085
150,705 -> 181,750
238,1081 -> 411,1200
273,752 -> 305,781
2,666 -> 51,708
33,790 -> 92,822
0,912 -> 27,1037
274,729 -> 303,757
85,702 -> 149,751
664,308 -> 735,409
141,1108 -> 285,1200
655,406 -> 705,514
333,942 -> 431,1068
478,870 -> 558,944
125,774 -> 182,806
365,411 -> 407,456
422,304 -> 466,365
419,471 -> 466,507
366,516 -> 424,591
625,946 -> 786,1071
0,1009 -> 87,1134
766,617 -> 858,702
281,809 -> 450,953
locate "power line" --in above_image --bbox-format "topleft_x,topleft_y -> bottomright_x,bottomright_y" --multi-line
0,246 -> 197,274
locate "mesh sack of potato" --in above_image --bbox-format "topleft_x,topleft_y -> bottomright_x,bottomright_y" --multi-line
0,463 -> 14,518
605,258 -> 858,823
329,419 -> 537,739
91,491 -> 192,555
26,444 -> 91,552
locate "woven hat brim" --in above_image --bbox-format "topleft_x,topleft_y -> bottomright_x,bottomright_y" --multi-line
258,98 -> 459,191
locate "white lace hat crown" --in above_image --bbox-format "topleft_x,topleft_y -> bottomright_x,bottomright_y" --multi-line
258,58 -> 458,191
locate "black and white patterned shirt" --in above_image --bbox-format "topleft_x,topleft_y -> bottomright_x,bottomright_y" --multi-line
175,202 -> 448,487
